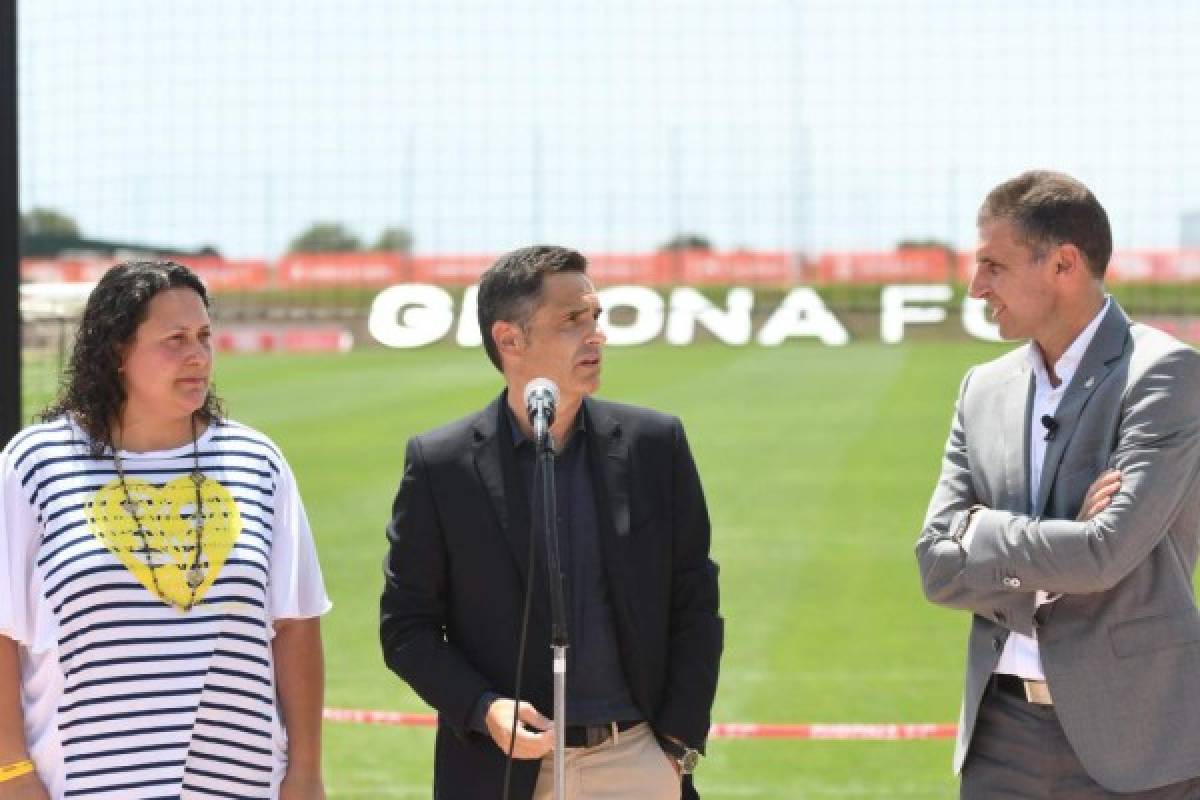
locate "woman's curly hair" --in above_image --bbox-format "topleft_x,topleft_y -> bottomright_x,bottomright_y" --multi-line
41,260 -> 224,456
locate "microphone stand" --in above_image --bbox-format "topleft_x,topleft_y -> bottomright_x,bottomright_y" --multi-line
536,427 -> 569,800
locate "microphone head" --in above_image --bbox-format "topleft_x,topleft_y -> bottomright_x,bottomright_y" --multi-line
524,377 -> 560,410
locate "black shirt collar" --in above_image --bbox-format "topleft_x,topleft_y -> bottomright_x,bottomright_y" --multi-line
505,401 -> 587,451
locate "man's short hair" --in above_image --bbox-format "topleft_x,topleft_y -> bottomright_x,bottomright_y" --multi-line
477,245 -> 589,372
978,170 -> 1112,279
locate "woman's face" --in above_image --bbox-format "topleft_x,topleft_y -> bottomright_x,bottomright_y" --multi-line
119,287 -> 213,427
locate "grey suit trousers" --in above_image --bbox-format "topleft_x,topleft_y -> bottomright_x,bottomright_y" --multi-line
961,682 -> 1200,799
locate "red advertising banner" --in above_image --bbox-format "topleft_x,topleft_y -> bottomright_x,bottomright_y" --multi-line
958,249 -> 1200,284
674,251 -> 795,284
277,252 -> 408,288
1107,251 -> 1159,282
213,325 -> 353,353
814,249 -> 956,284
588,254 -> 668,284
1113,249 -> 1200,282
408,255 -> 493,285
21,248 -> 1200,288
19,257 -> 111,283
177,257 -> 270,291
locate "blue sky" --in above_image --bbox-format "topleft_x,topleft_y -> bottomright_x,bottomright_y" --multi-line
17,1 -> 1200,257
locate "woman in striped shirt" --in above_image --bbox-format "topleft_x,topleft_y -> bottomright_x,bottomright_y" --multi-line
0,261 -> 330,799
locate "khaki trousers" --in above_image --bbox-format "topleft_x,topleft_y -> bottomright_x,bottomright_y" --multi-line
532,723 -> 680,800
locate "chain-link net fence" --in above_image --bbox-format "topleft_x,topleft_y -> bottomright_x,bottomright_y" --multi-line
16,0 -> 1200,416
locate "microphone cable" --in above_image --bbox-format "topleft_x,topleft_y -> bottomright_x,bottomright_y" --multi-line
502,454 -> 542,800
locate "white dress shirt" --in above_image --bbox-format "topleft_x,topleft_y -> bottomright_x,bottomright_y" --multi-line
993,297 -> 1111,680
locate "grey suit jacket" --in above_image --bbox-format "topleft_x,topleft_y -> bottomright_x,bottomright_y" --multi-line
916,301 -> 1200,792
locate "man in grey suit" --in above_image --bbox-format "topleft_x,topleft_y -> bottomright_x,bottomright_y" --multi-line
917,170 -> 1200,798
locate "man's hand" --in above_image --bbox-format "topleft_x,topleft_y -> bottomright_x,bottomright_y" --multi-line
1077,469 -> 1122,521
0,770 -> 51,800
484,698 -> 553,759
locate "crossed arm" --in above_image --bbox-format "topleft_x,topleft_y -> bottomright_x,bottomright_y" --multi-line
916,349 -> 1200,632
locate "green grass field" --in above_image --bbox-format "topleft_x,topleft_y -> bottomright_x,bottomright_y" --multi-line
197,340 -> 1021,799
23,340 -> 1085,796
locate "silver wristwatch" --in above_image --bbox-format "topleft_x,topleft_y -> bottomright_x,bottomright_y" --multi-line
658,735 -> 701,775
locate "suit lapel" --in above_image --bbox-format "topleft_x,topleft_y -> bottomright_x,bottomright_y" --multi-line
1002,356 -> 1035,514
586,400 -> 631,540
1032,302 -> 1132,515
472,393 -> 535,584
584,399 -> 636,625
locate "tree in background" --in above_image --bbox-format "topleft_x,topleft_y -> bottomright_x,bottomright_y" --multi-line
19,208 -> 219,259
20,208 -> 81,238
659,232 -> 713,252
897,238 -> 957,279
373,226 -> 414,254
288,222 -> 362,253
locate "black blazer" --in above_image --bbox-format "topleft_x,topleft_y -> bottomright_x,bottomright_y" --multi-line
381,393 -> 723,799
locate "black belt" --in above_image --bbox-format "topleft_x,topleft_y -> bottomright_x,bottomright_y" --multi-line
563,720 -> 641,748
993,673 -> 1054,706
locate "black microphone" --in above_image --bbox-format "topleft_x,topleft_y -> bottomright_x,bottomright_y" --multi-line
1041,414 -> 1059,442
524,378 -> 559,442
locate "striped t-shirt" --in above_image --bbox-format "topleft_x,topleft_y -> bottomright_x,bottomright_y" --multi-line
0,417 -> 330,799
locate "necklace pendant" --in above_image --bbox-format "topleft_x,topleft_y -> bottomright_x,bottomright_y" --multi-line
190,470 -> 205,488
186,566 -> 205,590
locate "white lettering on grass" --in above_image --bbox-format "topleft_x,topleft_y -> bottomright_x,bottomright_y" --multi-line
961,296 -> 1003,342
456,284 -> 482,346
880,284 -> 953,344
666,288 -> 754,346
756,288 -> 849,346
598,286 -> 665,346
366,284 -> 1000,347
367,284 -> 455,348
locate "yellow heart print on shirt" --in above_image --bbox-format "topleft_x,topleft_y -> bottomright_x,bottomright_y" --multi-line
84,476 -> 241,610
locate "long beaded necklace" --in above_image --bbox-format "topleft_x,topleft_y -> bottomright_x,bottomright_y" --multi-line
111,414 -> 208,611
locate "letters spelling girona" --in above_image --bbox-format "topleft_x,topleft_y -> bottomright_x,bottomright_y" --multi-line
367,283 -> 1003,348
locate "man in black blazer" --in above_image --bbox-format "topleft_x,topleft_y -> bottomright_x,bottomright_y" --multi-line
380,245 -> 723,799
